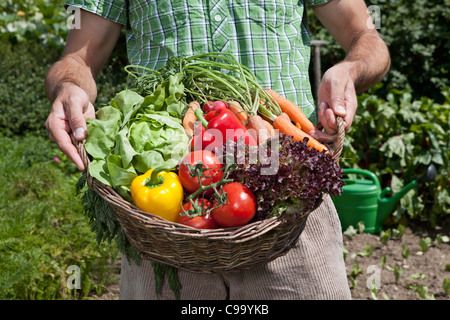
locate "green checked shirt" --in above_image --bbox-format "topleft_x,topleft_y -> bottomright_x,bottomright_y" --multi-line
66,0 -> 330,123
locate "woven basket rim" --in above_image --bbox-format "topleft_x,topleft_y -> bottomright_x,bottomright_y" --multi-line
74,116 -> 345,271
88,175 -> 326,240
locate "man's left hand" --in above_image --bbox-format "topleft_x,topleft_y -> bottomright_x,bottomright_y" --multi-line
310,62 -> 358,143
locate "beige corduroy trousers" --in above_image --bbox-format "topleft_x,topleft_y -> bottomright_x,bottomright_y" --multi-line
119,195 -> 351,300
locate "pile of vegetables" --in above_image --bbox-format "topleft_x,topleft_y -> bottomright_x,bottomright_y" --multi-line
83,52 -> 344,231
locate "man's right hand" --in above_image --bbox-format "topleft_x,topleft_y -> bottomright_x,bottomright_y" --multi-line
45,83 -> 96,171
44,9 -> 123,171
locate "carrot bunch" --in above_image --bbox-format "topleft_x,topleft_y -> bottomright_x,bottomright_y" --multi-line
264,89 -> 329,154
232,87 -> 329,153
184,93 -> 329,154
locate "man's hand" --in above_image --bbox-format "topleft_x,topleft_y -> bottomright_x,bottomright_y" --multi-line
310,0 -> 390,142
310,62 -> 358,142
44,9 -> 122,170
45,83 -> 95,171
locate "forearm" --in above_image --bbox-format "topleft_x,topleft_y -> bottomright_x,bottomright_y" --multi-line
45,9 -> 122,104
342,30 -> 391,93
45,53 -> 98,104
313,0 -> 391,93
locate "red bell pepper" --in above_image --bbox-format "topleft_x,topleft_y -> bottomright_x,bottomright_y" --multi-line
191,121 -> 215,151
203,100 -> 228,113
193,108 -> 257,151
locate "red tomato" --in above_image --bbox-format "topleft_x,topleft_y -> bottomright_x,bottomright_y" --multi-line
178,150 -> 223,194
177,199 -> 218,229
211,182 -> 256,228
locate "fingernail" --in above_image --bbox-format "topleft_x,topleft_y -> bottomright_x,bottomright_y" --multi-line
73,128 -> 86,140
335,105 -> 346,114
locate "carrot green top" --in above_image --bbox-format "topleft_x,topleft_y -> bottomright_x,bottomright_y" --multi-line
65,0 -> 330,123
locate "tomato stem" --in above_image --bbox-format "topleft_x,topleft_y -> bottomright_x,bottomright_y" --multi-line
179,198 -> 211,218
185,163 -> 237,202
186,177 -> 233,202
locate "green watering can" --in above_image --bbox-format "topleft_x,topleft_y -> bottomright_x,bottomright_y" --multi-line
332,165 -> 436,234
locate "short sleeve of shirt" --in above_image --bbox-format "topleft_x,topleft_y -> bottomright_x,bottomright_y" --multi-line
304,0 -> 331,6
65,0 -> 127,25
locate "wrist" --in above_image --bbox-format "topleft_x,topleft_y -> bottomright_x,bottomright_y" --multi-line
338,60 -> 369,93
51,81 -> 77,101
339,60 -> 363,83
45,58 -> 98,103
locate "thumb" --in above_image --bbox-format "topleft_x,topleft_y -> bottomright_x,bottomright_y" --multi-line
329,81 -> 348,118
65,95 -> 90,141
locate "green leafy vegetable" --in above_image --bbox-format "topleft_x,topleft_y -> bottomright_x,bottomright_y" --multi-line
85,88 -> 190,199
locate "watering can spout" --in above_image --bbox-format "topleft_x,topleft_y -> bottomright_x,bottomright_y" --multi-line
376,164 -> 437,232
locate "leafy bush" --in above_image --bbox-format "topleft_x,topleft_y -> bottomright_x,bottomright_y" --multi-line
307,1 -> 449,225
308,0 -> 450,102
0,135 -> 119,299
0,42 -> 60,137
0,0 -> 68,48
340,86 -> 450,225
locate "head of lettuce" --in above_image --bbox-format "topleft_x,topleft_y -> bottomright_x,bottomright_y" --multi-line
84,89 -> 190,201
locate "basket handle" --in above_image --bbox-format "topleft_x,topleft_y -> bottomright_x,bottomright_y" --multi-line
333,116 -> 345,163
315,115 -> 345,165
72,134 -> 91,175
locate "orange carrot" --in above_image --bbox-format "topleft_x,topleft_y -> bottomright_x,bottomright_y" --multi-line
266,88 -> 316,133
183,101 -> 200,136
262,119 -> 277,137
227,101 -> 249,125
247,115 -> 271,144
273,113 -> 328,153
296,122 -> 302,130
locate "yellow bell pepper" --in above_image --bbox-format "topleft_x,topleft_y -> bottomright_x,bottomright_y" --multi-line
130,166 -> 184,222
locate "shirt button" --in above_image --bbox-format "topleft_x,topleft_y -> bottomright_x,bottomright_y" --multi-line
214,14 -> 222,22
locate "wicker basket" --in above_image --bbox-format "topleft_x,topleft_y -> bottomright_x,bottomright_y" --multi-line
76,117 -> 345,273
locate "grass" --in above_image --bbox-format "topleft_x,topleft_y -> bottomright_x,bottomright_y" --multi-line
0,135 -> 120,299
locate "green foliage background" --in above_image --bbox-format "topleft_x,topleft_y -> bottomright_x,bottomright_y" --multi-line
0,0 -> 448,299
308,0 -> 450,103
0,0 -> 129,137
0,135 -> 120,299
340,87 -> 449,225
306,0 -> 450,225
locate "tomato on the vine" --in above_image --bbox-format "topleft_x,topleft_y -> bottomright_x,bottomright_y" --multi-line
177,198 -> 218,229
211,182 -> 256,228
178,150 -> 223,195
